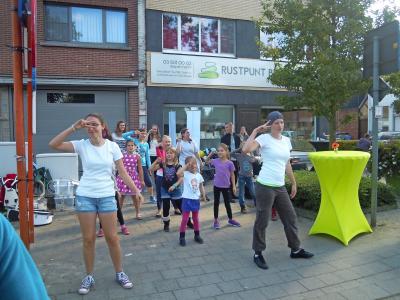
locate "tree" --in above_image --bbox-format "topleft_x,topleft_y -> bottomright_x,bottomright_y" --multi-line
258,0 -> 372,145
385,71 -> 400,113
371,3 -> 400,27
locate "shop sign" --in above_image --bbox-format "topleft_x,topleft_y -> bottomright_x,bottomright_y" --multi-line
150,52 -> 283,89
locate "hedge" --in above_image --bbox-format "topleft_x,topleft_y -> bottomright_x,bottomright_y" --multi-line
329,140 -> 400,179
286,170 -> 397,212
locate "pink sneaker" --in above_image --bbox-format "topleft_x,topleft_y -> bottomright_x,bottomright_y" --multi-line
97,228 -> 104,237
121,225 -> 130,235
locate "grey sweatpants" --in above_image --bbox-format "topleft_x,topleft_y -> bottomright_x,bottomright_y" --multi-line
252,183 -> 301,252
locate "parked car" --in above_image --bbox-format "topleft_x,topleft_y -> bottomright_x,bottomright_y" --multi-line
335,132 -> 352,140
319,132 -> 353,141
255,151 -> 313,172
290,151 -> 313,171
378,131 -> 400,141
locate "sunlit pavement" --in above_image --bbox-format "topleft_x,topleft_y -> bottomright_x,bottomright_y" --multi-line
30,183 -> 400,300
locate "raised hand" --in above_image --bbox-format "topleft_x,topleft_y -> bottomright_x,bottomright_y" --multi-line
72,119 -> 87,130
254,120 -> 271,134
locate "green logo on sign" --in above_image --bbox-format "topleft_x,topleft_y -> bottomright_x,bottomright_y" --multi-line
198,62 -> 219,79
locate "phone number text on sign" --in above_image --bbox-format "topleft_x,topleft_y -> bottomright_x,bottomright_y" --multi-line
162,59 -> 192,66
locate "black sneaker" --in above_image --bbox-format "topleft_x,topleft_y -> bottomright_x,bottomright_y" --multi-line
194,235 -> 204,244
163,223 -> 170,232
290,248 -> 314,259
253,254 -> 268,269
240,206 -> 248,214
187,220 -> 194,229
179,237 -> 186,247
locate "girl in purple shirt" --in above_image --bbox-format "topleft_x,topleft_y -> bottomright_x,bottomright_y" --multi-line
207,143 -> 241,229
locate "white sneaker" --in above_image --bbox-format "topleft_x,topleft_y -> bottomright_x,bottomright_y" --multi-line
78,274 -> 95,295
116,271 -> 133,289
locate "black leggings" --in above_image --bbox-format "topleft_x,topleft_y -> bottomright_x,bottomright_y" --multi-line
213,186 -> 233,219
100,192 -> 124,228
162,198 -> 182,219
156,176 -> 179,211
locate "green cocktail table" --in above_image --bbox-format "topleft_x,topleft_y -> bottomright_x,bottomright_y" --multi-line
308,151 -> 372,245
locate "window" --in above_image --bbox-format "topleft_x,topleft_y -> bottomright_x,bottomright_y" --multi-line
45,4 -> 127,45
163,105 -> 234,148
162,14 -> 235,56
45,5 -> 69,41
47,93 -> 95,104
0,87 -> 11,141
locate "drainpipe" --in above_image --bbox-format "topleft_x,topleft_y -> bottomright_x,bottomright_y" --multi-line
138,0 -> 147,128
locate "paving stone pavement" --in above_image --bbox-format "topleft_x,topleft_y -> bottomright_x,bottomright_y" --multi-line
29,184 -> 400,300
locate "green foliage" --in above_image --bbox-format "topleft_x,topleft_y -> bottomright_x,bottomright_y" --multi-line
385,71 -> 400,101
386,175 -> 400,197
336,140 -> 359,150
393,100 -> 400,114
337,140 -> 400,179
374,141 -> 400,178
286,170 -> 396,212
258,0 -> 372,145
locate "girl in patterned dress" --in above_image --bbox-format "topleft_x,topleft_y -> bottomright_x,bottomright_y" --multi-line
117,140 -> 145,219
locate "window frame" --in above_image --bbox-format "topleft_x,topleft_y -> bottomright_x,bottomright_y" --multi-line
44,3 -> 128,47
46,92 -> 96,104
162,13 -> 236,58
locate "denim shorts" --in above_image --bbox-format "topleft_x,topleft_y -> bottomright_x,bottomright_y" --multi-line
161,186 -> 182,199
75,195 -> 117,213
142,166 -> 153,187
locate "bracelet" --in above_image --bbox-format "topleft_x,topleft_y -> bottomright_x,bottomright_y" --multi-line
71,125 -> 76,132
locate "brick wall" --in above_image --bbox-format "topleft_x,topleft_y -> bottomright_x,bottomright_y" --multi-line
147,0 -> 262,20
0,0 -> 140,135
0,0 -> 138,79
0,0 -> 13,76
127,88 -> 139,130
336,108 -> 359,139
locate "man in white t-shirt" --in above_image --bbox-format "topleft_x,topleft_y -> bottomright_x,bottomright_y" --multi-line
242,111 -> 314,270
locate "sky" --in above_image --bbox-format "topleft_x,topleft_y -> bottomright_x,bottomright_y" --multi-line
368,0 -> 400,20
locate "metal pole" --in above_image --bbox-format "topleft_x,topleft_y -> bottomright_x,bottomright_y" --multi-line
12,0 -> 29,248
27,0 -> 36,243
138,0 -> 147,128
370,36 -> 379,228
